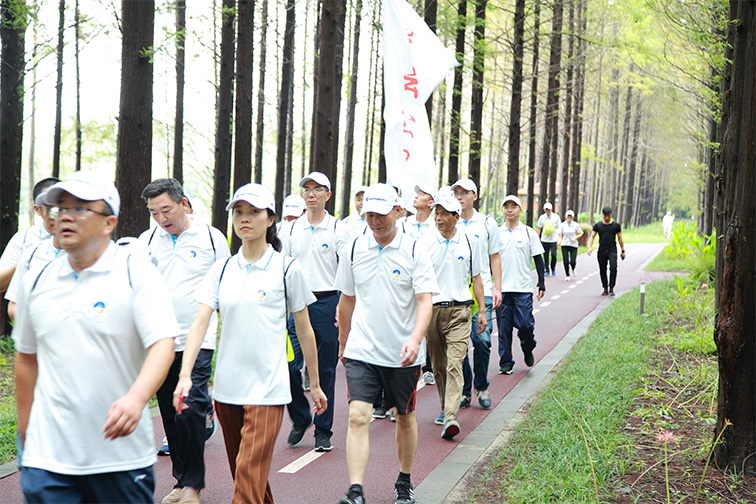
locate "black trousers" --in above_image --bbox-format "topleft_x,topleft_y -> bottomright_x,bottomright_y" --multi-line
561,245 -> 578,276
597,247 -> 618,289
542,241 -> 558,272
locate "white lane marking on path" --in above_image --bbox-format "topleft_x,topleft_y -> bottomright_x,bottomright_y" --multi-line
569,284 -> 577,289
533,309 -> 540,314
278,450 -> 325,474
560,289 -> 570,294
540,301 -> 551,307
551,295 -> 561,300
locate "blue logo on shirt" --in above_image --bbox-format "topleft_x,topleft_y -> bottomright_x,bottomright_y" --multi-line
187,250 -> 197,259
257,290 -> 267,300
89,301 -> 108,321
392,269 -> 402,279
457,256 -> 465,263
321,243 -> 330,252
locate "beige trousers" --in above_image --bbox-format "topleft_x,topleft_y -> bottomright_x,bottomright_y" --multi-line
426,305 -> 471,422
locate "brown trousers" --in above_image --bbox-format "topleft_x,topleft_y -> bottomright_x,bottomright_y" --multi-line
426,305 -> 471,422
215,402 -> 285,504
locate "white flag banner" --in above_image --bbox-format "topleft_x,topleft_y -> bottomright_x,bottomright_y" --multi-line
382,0 -> 459,195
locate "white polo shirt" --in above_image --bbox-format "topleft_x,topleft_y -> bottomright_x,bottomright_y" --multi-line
342,213 -> 368,241
457,210 -> 504,296
422,229 -> 482,304
404,214 -> 436,241
135,219 -> 231,352
13,242 -> 180,475
536,213 -> 562,243
499,222 -> 545,293
0,223 -> 51,270
281,212 -> 346,292
194,245 -> 315,405
335,231 -> 438,368
5,240 -> 64,305
557,221 -> 583,248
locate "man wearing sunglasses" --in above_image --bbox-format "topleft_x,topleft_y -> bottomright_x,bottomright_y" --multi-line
13,171 -> 178,504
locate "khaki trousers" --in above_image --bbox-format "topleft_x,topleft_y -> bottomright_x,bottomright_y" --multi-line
426,305 -> 471,422
215,402 -> 285,504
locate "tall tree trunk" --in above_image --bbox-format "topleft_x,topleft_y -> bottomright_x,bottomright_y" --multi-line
448,0 -> 467,183
254,0 -> 268,183
568,0 -> 585,213
27,19 -> 37,226
311,0 -> 346,214
340,0 -> 362,218
623,93 -> 643,227
616,82 -> 633,222
362,1 -> 379,186
234,0 -> 254,192
52,0 -> 65,178
378,80 -> 386,183
559,0 -> 574,213
74,0 -> 81,172
525,0 -> 540,227
713,0 -> 756,474
539,0 -> 563,208
276,0 -> 295,214
115,0 -> 153,240
467,0 -> 485,205
212,0 -> 235,237
424,0 -> 437,126
173,0 -> 186,183
507,0 -> 525,197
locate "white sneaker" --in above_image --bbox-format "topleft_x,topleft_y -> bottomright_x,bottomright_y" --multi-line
565,276 -> 571,281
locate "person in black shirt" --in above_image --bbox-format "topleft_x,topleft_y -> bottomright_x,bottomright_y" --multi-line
587,207 -> 626,296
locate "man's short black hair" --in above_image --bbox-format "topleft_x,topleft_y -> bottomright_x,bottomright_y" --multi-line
602,206 -> 613,215
141,178 -> 184,204
33,177 -> 60,202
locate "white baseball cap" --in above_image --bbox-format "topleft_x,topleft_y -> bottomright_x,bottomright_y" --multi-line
299,172 -> 331,191
543,202 -> 553,210
226,183 -> 275,212
43,171 -> 121,217
432,193 -> 462,214
281,194 -> 306,218
451,178 -> 478,194
360,184 -> 400,216
414,184 -> 437,198
355,185 -> 369,196
502,195 -> 522,208
565,210 -> 575,217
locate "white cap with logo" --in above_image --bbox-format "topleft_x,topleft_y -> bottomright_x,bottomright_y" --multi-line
451,178 -> 478,194
43,171 -> 121,217
281,194 -> 306,218
432,193 -> 462,214
299,172 -> 331,191
226,183 -> 276,212
360,184 -> 400,216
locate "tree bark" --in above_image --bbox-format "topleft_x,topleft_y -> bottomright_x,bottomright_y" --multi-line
254,0 -> 268,183
525,0 -> 540,228
507,0 -> 525,197
234,0 -> 254,192
115,0 -> 154,240
211,0 -> 235,237
173,0 -> 186,183
623,93 -> 642,227
713,0 -> 756,475
538,0 -> 562,209
52,0 -> 65,178
568,0 -> 585,214
467,0 -> 485,205
559,0 -> 574,213
276,0 -> 295,214
27,19 -> 37,226
311,0 -> 346,213
74,0 -> 81,172
448,0 -> 467,184
424,0 -> 437,125
340,0 -> 362,218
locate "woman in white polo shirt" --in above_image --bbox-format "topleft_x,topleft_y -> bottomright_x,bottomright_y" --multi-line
556,210 -> 584,281
174,183 -> 327,504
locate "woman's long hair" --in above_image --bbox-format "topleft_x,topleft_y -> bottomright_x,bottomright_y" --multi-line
266,209 -> 282,252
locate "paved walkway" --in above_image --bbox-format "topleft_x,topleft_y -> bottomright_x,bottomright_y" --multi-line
0,242 -> 668,503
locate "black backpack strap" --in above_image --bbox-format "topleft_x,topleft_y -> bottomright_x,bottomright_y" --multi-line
26,243 -> 42,269
207,225 -> 217,260
29,260 -> 53,294
147,227 -> 158,246
283,256 -> 294,318
351,236 -> 359,262
464,233 -> 473,279
218,257 -> 232,287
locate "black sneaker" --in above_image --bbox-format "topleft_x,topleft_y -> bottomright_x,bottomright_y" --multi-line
287,419 -> 312,446
524,349 -> 535,367
314,433 -> 333,452
499,363 -> 513,375
157,436 -> 170,456
394,480 -> 416,504
601,288 -> 609,296
609,288 -> 616,296
372,407 -> 387,419
339,484 -> 365,504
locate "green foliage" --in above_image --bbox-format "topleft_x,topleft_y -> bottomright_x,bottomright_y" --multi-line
663,221 -> 715,285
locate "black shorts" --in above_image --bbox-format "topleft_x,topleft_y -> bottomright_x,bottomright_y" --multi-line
344,360 -> 421,415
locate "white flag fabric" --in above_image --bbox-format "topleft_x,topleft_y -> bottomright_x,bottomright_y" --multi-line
382,0 -> 459,196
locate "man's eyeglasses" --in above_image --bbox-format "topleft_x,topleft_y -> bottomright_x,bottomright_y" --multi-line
453,190 -> 472,197
49,206 -> 110,219
302,187 -> 327,195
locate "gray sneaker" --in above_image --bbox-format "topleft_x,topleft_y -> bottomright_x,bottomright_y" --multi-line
476,389 -> 491,409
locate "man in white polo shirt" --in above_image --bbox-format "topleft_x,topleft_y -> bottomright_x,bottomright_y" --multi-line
277,194 -> 306,234
280,171 -> 346,452
335,183 -> 437,504
0,178 -> 60,292
135,178 -> 231,504
536,202 -> 561,276
14,172 -> 178,503
342,185 -> 369,239
451,178 -> 503,410
422,193 -> 485,440
497,195 -> 546,375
